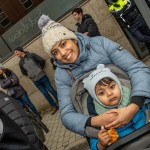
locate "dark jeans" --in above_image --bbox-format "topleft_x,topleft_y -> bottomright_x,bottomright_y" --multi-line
129,17 -> 150,51
17,93 -> 39,116
33,75 -> 58,107
130,24 -> 150,43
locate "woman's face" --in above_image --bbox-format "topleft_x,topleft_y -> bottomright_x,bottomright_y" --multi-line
0,69 -> 4,74
51,40 -> 79,64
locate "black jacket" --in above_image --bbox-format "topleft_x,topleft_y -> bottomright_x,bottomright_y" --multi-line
0,109 -> 35,150
0,91 -> 48,150
76,14 -> 100,37
0,69 -> 26,98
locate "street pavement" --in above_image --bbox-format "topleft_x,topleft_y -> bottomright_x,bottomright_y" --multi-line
42,109 -> 90,150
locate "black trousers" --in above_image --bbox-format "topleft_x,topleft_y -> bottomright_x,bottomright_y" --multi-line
129,17 -> 150,51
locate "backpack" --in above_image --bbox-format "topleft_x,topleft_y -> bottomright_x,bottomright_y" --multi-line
70,64 -> 131,138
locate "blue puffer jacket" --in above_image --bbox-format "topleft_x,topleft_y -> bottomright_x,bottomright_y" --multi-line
90,105 -> 146,150
54,32 -> 150,136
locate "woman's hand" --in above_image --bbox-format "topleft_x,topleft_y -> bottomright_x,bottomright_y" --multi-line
105,103 -> 139,129
91,111 -> 118,127
97,126 -> 111,150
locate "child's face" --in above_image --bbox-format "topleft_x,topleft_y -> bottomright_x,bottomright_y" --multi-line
95,81 -> 121,106
51,40 -> 79,64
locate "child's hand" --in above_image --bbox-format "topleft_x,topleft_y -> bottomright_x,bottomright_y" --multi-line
98,126 -> 111,150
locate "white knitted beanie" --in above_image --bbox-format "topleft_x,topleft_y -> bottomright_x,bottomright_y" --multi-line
38,15 -> 77,57
83,64 -> 122,108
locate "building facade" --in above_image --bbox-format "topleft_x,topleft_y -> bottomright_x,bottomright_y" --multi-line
0,0 -> 43,34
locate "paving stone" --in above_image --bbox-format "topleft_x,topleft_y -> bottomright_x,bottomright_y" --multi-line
57,142 -> 63,149
58,136 -> 64,142
42,110 -> 90,150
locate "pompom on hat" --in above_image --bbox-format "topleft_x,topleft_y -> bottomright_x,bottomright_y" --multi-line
38,15 -> 77,57
83,64 -> 122,108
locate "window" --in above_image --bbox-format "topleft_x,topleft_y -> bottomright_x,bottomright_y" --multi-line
20,0 -> 34,10
0,9 -> 11,29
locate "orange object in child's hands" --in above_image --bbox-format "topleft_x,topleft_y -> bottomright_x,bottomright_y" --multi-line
107,128 -> 118,144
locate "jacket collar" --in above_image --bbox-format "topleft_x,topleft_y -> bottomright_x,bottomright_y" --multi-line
20,52 -> 29,59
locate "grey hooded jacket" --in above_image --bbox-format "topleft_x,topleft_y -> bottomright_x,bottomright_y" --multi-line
54,32 -> 150,136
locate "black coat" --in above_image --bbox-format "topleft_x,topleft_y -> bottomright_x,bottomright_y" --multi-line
0,69 -> 26,98
76,14 -> 100,37
0,90 -> 48,150
0,109 -> 35,150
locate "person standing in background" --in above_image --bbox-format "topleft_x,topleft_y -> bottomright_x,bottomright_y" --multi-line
14,46 -> 58,115
105,0 -> 150,51
72,7 -> 101,37
0,64 -> 41,119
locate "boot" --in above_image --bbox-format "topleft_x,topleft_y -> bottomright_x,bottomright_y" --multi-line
50,106 -> 58,115
36,114 -> 42,120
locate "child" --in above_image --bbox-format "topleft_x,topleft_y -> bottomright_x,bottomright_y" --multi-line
83,64 -> 146,150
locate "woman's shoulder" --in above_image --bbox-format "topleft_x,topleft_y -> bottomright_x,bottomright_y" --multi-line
90,36 -> 113,46
89,36 -> 120,57
87,36 -> 108,55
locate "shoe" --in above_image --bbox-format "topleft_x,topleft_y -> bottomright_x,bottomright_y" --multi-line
36,114 -> 42,120
50,106 -> 58,115
38,114 -> 42,120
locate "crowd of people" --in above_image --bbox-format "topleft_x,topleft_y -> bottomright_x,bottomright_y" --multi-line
1,2 -> 150,150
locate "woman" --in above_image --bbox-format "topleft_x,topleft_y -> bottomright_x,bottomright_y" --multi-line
0,64 -> 41,119
37,15 -> 150,136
